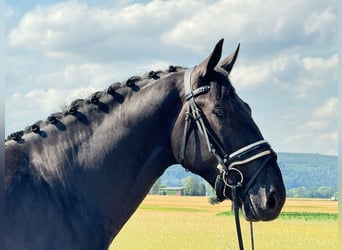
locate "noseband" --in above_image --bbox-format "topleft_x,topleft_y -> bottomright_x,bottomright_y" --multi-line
179,67 -> 277,250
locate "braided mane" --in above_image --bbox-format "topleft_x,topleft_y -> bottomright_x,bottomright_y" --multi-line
6,65 -> 185,143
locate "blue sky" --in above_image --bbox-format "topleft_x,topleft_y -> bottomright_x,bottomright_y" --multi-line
5,0 -> 338,155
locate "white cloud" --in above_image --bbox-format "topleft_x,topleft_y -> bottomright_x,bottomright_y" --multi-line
162,0 -> 337,54
280,98 -> 338,155
7,0 -> 204,61
135,60 -> 172,73
280,131 -> 337,156
5,59 -> 174,135
5,62 -> 118,134
304,7 -> 337,42
7,0 -> 337,61
6,89 -> 70,131
5,0 -> 338,155
34,63 -> 122,89
296,54 -> 337,98
231,53 -> 337,99
302,54 -> 337,76
6,86 -> 99,133
5,4 -> 17,18
312,98 -> 338,119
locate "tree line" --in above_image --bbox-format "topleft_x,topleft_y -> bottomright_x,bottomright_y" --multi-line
155,153 -> 338,198
150,179 -> 338,199
150,176 -> 207,196
286,186 -> 337,199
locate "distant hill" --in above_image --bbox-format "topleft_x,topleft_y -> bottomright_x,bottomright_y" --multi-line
277,153 -> 337,189
160,152 -> 338,197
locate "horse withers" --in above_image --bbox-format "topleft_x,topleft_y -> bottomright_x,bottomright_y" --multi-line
5,39 -> 285,249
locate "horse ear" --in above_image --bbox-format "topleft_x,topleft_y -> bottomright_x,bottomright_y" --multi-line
195,38 -> 224,78
220,43 -> 240,74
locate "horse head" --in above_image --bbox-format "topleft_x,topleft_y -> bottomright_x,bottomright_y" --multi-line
172,39 -> 286,222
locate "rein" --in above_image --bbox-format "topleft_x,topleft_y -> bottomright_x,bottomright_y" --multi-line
180,67 -> 276,250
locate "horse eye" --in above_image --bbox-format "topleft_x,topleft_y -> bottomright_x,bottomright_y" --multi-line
213,107 -> 225,118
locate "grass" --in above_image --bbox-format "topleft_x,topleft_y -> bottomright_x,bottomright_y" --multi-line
217,211 -> 338,221
279,211 -> 338,221
140,204 -> 209,213
110,196 -> 338,249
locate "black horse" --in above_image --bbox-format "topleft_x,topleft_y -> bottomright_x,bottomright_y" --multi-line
5,39 -> 286,249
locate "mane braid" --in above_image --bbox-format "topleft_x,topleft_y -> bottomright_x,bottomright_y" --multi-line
5,65 -> 185,143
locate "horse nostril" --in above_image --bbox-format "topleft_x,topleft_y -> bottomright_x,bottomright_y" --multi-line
266,192 -> 278,210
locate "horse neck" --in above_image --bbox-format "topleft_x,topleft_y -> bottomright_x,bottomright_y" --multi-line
35,72 -> 184,241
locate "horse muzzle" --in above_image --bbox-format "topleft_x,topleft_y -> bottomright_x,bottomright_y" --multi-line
241,183 -> 286,222
214,147 -> 286,222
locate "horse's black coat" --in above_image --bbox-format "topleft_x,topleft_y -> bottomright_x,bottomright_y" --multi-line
5,40 -> 285,249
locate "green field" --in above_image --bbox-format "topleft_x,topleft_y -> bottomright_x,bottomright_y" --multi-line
110,196 -> 338,249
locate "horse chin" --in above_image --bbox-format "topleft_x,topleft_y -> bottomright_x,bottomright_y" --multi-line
241,194 -> 282,222
241,199 -> 261,222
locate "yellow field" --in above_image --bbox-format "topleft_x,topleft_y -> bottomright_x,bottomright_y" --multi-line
110,195 -> 338,250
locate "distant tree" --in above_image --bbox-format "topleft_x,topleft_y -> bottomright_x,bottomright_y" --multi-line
316,186 -> 335,198
182,177 -> 206,196
287,186 -> 337,198
182,176 -> 199,196
150,178 -> 162,194
198,183 -> 206,196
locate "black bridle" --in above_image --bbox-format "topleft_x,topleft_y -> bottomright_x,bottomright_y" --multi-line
179,67 -> 277,250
